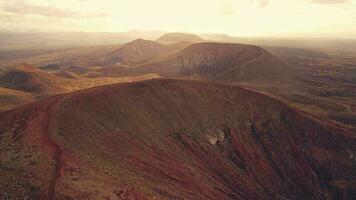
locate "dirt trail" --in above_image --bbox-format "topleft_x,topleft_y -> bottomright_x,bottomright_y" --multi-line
32,98 -> 64,200
45,107 -> 64,200
46,129 -> 64,200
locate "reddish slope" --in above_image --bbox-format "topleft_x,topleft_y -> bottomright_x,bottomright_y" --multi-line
0,79 -> 355,199
132,42 -> 301,83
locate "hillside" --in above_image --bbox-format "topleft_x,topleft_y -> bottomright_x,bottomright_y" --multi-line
0,63 -> 68,95
106,38 -> 191,66
0,79 -> 355,199
0,87 -> 34,112
128,42 -> 301,83
157,33 -> 204,44
107,39 -> 167,65
0,63 -> 158,112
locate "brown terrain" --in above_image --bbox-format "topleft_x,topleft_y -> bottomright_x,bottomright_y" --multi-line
133,42 -> 300,82
86,41 -> 300,84
261,44 -> 356,131
0,32 -> 356,200
1,36 -> 355,131
0,79 -> 355,199
0,63 -> 69,95
0,87 -> 34,112
0,63 -> 157,112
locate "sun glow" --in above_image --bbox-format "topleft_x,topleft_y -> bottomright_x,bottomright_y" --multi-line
0,0 -> 355,37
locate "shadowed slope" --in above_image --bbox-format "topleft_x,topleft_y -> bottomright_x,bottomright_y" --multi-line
0,63 -> 67,112
0,79 -> 355,199
0,63 -> 68,95
131,43 -> 301,83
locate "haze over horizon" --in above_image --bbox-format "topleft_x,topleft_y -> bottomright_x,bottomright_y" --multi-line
1,1 -> 356,199
0,0 -> 356,38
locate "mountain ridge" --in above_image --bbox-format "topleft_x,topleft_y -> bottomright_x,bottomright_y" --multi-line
1,78 -> 355,199
156,32 -> 204,44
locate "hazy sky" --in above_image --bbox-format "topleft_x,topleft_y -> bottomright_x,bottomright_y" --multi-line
0,0 -> 355,37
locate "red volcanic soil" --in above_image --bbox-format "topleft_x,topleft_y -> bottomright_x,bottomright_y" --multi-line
0,79 -> 355,199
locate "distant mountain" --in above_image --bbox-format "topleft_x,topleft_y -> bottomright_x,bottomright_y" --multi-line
0,63 -> 68,95
199,33 -> 242,43
0,31 -> 165,51
128,42 -> 301,84
0,79 -> 354,199
106,38 -> 192,65
107,39 -> 167,65
157,32 -> 204,44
